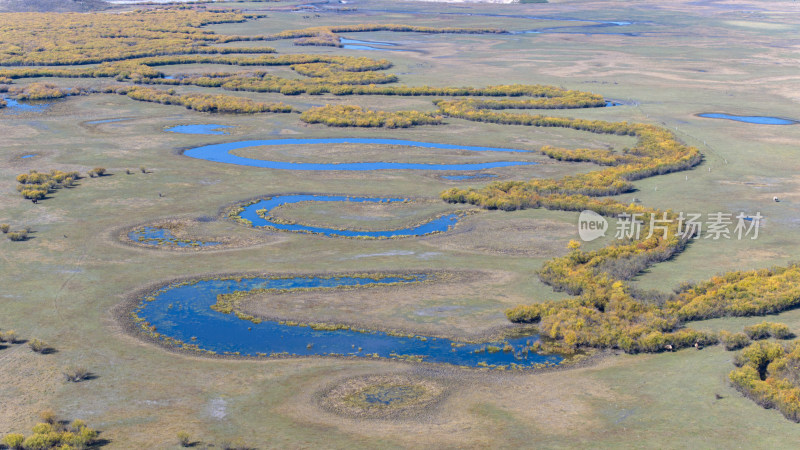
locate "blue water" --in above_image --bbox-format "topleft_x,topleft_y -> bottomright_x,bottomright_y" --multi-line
698,113 -> 795,125
20,154 -> 35,159
238,195 -> 461,238
134,274 -> 560,368
129,226 -> 220,247
358,9 -> 639,35
341,37 -> 398,46
86,118 -> 131,124
183,138 -> 538,171
342,44 -> 408,51
2,98 -> 49,112
442,174 -> 498,181
166,124 -> 234,135
341,37 -> 408,51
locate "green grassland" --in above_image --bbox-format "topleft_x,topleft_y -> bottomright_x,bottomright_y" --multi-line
2,0 -> 800,447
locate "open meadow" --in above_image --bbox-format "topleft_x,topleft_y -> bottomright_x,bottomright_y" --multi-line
2,0 -> 800,448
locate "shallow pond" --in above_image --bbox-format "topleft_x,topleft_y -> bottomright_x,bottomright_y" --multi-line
2,98 -> 50,113
362,386 -> 420,405
86,118 -> 132,125
129,226 -> 220,248
166,124 -> 234,135
698,113 -> 795,125
340,37 -> 408,51
183,138 -> 538,171
341,37 -> 398,47
238,195 -> 461,238
134,274 -> 560,368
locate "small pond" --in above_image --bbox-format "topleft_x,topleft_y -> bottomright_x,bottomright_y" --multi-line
129,226 -> 220,248
698,113 -> 795,125
2,98 -> 50,113
166,124 -> 234,135
87,118 -> 132,125
340,37 -> 408,51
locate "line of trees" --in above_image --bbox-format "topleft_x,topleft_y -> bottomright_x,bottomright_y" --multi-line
7,82 -> 80,100
108,86 -> 293,114
265,23 -> 506,47
300,104 -> 442,128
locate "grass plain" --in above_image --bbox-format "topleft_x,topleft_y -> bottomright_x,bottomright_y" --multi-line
2,0 -> 800,447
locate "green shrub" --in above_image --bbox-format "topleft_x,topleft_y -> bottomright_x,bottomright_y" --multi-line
7,231 -> 27,241
0,330 -> 15,343
39,410 -> 57,425
15,169 -> 81,201
719,331 -> 750,351
63,366 -> 90,382
2,413 -> 99,450
0,223 -> 9,233
29,339 -> 50,353
745,322 -> 794,340
177,431 -> 191,447
1,433 -> 24,449
729,340 -> 800,422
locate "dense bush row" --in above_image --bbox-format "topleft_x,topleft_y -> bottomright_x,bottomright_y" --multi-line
300,104 -> 442,128
7,82 -> 78,100
730,340 -> 800,422
668,265 -> 800,321
267,23 -> 505,47
107,86 -> 292,114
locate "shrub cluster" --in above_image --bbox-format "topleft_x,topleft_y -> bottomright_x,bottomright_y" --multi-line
0,9 -> 257,65
28,338 -> 51,353
63,366 -> 91,383
7,230 -> 27,242
719,331 -> 751,351
730,340 -> 800,422
0,329 -> 17,344
1,412 -> 98,449
300,104 -> 442,128
7,82 -> 76,100
109,86 -> 293,114
744,322 -> 794,340
15,169 -> 79,201
87,167 -> 106,178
